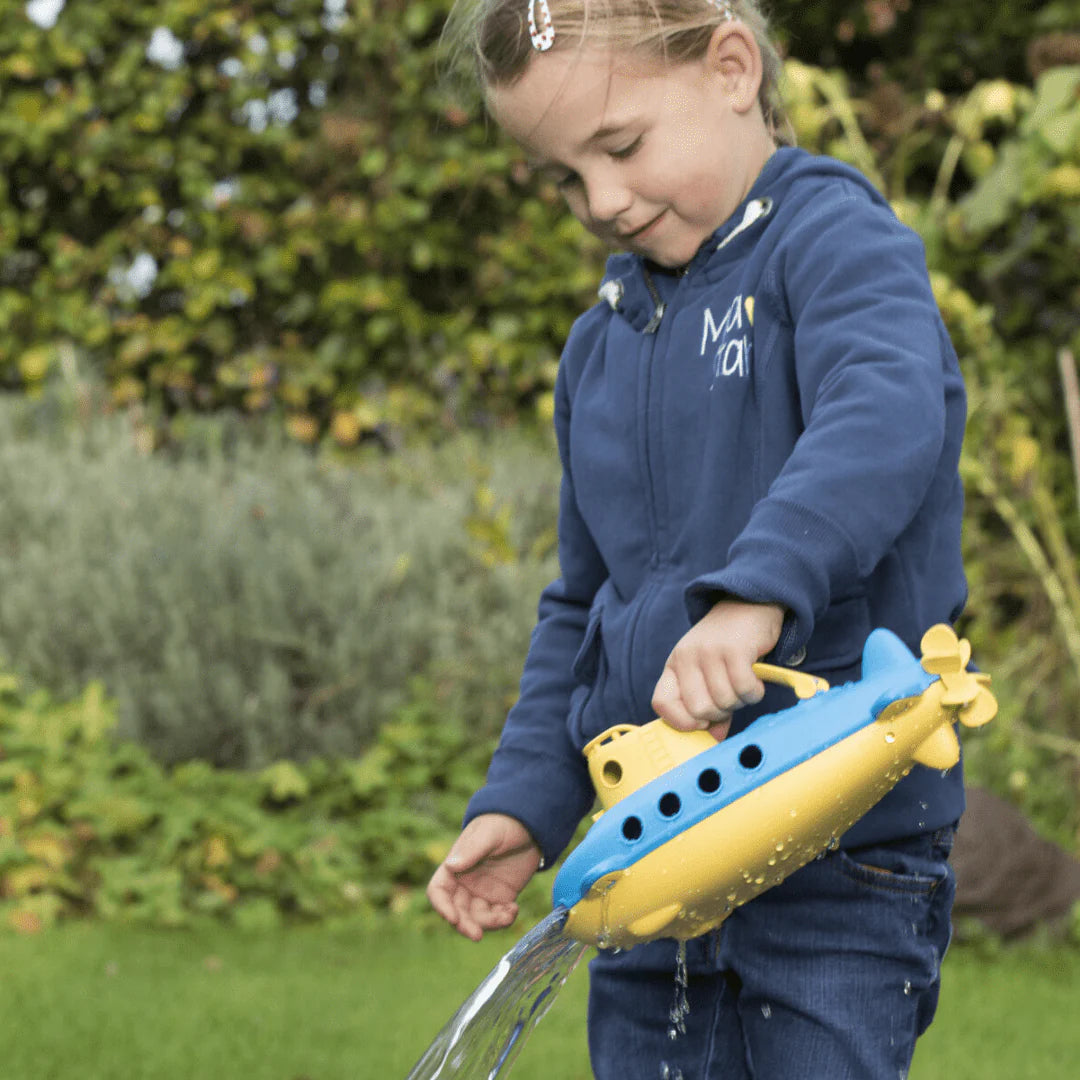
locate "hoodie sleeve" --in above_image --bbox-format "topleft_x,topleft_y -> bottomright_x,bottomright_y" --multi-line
685,185 -> 957,659
463,315 -> 609,867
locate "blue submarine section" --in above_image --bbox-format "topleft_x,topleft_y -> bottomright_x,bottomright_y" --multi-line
552,629 -> 933,910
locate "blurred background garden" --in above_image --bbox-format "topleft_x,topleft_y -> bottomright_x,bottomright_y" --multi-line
0,0 -> 1079,1075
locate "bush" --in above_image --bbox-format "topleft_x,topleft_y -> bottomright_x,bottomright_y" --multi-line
4,0 -> 1074,446
0,0 -> 601,441
0,388 -> 560,767
0,666 -> 497,931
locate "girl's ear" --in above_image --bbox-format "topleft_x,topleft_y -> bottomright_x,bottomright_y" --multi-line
704,22 -> 763,113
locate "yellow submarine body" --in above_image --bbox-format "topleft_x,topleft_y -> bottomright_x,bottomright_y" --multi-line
552,625 -> 995,950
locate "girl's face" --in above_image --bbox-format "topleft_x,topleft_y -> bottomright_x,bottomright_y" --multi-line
487,27 -> 775,268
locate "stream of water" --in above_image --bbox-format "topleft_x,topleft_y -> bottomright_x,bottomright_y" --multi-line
404,906 -> 589,1080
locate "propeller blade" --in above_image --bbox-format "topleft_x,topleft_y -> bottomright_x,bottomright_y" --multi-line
958,687 -> 997,728
920,624 -> 963,675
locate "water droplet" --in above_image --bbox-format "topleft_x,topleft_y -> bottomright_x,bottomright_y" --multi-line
667,941 -> 690,1042
884,731 -> 896,744
761,1002 -> 772,1019
903,980 -> 912,996
775,842 -> 785,852
789,808 -> 798,818
767,856 -> 777,866
727,892 -> 738,903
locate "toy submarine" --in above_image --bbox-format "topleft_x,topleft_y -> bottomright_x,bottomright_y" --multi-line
552,624 -> 996,950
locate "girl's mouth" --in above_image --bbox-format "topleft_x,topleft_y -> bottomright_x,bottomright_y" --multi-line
622,211 -> 666,241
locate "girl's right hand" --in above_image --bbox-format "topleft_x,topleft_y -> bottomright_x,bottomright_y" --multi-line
426,813 -> 542,941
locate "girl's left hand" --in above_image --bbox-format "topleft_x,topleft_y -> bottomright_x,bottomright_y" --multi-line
651,599 -> 785,739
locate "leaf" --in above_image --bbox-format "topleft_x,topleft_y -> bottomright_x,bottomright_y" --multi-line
261,761 -> 310,803
955,143 -> 1025,235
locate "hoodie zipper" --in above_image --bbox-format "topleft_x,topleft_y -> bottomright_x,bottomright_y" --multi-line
642,268 -> 666,334
639,265 -> 667,565
619,195 -> 777,719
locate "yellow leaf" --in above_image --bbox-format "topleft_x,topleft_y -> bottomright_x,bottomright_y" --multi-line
286,414 -> 319,444
23,834 -> 69,871
331,410 -> 361,447
1041,165 -> 1080,200
201,874 -> 238,903
1008,435 -> 1039,484
204,835 -> 231,869
535,392 -> 555,424
17,346 -> 52,383
3,864 -> 52,898
389,885 -> 413,916
424,839 -> 452,865
5,55 -> 36,80
261,761 -> 310,802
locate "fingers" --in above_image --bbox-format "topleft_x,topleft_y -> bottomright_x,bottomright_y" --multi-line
426,864 -> 519,942
706,716 -> 733,742
652,663 -> 730,731
426,815 -> 537,942
652,651 -> 765,731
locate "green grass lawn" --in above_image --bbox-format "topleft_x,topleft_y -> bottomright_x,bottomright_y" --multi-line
0,918 -> 1075,1079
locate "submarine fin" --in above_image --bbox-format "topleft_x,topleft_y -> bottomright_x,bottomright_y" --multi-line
912,724 -> 960,770
861,628 -> 918,681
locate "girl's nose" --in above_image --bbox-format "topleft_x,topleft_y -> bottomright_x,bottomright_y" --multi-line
584,173 -> 633,224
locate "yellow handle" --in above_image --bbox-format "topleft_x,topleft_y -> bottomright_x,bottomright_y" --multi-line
751,662 -> 829,699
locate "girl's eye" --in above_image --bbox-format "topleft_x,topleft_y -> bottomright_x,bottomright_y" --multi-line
610,136 -> 643,160
555,170 -> 582,190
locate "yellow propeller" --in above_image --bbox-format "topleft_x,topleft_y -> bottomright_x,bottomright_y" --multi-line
919,624 -> 997,729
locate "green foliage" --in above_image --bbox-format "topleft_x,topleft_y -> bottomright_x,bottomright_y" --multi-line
771,0 -> 1075,92
3,0 -> 1079,860
0,0 -> 600,442
4,0 -> 1072,447
0,389 -> 560,767
0,666 -> 499,931
784,57 -> 1080,850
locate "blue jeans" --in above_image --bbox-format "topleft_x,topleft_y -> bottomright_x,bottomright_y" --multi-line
587,827 -> 956,1079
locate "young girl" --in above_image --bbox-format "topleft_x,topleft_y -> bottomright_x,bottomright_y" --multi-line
428,1 -> 966,1076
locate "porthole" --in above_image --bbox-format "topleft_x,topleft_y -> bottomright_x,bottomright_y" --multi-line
738,744 -> 763,770
602,760 -> 623,786
697,768 -> 721,794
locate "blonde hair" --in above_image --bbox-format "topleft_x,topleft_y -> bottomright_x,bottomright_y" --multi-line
443,0 -> 792,145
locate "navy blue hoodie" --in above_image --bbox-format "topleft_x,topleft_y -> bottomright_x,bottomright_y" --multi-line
465,147 -> 968,868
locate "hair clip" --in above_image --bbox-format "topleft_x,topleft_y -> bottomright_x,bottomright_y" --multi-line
707,0 -> 735,20
527,0 -> 555,51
